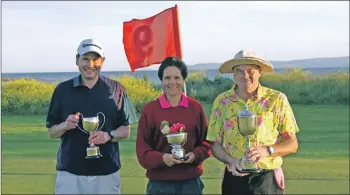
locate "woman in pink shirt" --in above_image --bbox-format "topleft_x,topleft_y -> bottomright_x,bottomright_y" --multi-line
136,56 -> 211,195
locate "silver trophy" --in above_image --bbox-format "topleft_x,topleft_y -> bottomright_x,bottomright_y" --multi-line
237,105 -> 262,173
76,112 -> 105,159
165,132 -> 188,160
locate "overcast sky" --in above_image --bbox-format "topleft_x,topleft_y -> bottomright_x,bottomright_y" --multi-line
2,1 -> 349,73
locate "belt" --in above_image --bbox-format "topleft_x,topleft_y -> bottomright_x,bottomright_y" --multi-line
225,168 -> 274,177
248,169 -> 273,177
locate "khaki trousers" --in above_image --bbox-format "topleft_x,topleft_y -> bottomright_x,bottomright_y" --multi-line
55,171 -> 121,194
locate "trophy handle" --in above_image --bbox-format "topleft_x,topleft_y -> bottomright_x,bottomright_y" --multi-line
96,112 -> 105,131
182,133 -> 188,146
76,113 -> 85,133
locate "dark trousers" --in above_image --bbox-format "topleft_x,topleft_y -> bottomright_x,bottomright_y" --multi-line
146,177 -> 204,195
222,168 -> 284,195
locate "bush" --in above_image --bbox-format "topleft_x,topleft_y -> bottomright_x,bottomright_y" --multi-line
113,74 -> 162,112
260,68 -> 349,104
1,78 -> 56,115
1,69 -> 348,115
186,71 -> 234,102
185,68 -> 349,105
187,70 -> 208,83
2,76 -> 162,115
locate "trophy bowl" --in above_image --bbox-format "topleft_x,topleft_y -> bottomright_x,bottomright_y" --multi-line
165,132 -> 188,160
82,118 -> 99,133
77,112 -> 105,159
238,117 -> 257,137
166,132 -> 187,145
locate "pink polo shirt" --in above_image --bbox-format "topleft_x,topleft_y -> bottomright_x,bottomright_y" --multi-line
158,92 -> 188,108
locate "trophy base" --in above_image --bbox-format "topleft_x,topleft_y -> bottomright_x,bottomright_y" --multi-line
240,158 -> 261,173
238,169 -> 262,174
174,156 -> 189,161
86,146 -> 102,159
85,155 -> 103,159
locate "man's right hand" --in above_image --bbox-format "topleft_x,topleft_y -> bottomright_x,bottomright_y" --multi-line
162,153 -> 183,167
226,158 -> 249,177
65,112 -> 81,130
48,112 -> 81,138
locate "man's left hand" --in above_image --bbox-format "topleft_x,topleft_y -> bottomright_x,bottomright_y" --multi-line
89,131 -> 111,145
246,146 -> 270,163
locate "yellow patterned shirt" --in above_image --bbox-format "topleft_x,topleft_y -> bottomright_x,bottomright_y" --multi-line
207,84 -> 299,170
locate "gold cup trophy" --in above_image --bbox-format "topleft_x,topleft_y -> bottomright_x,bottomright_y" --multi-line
161,121 -> 189,161
77,112 -> 105,159
237,105 -> 262,173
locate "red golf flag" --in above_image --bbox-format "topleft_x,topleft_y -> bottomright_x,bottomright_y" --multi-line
123,5 -> 182,72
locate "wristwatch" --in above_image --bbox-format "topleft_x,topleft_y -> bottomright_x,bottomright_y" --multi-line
268,146 -> 275,155
107,131 -> 116,140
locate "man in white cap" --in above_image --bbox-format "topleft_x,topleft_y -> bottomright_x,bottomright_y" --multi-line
207,50 -> 300,194
46,38 -> 137,194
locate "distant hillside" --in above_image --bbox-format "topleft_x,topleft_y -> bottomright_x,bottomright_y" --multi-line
187,56 -> 349,70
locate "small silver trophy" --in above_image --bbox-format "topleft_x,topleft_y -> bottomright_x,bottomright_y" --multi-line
160,120 -> 188,160
237,105 -> 262,173
165,132 -> 188,160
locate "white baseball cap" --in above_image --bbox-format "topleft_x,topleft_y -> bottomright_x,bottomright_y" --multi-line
77,38 -> 105,57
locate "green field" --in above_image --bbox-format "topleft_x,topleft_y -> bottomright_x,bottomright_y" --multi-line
1,104 -> 349,194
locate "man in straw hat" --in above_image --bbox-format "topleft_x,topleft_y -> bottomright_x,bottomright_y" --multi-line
206,50 -> 300,194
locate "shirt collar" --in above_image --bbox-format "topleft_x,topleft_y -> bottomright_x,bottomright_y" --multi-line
231,83 -> 264,101
73,75 -> 82,87
159,92 -> 188,109
73,75 -> 102,88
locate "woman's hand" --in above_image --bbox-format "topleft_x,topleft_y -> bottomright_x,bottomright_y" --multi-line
162,153 -> 183,167
183,152 -> 195,163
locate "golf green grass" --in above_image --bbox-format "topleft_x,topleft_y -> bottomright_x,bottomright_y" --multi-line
1,104 -> 349,194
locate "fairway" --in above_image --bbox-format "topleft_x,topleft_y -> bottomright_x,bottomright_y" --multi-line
1,104 -> 349,194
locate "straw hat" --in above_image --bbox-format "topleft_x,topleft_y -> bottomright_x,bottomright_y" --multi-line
219,50 -> 274,73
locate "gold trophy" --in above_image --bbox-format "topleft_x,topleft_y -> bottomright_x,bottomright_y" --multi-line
76,112 -> 105,159
237,105 -> 262,173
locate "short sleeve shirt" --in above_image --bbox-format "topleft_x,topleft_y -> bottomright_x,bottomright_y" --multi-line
46,75 -> 137,175
207,84 -> 299,170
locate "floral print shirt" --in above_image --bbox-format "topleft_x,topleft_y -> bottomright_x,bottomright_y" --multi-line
207,84 -> 299,170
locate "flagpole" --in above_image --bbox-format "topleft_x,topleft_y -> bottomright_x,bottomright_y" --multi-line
184,81 -> 187,96
175,4 -> 186,96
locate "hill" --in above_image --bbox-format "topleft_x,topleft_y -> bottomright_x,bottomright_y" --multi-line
187,56 -> 349,70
